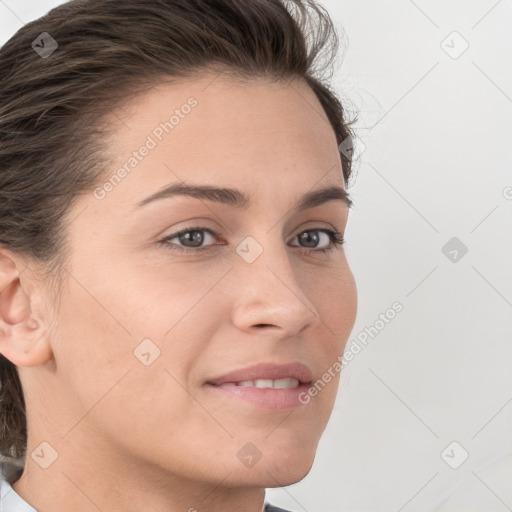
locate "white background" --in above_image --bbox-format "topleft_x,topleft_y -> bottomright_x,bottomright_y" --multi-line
1,1 -> 511,511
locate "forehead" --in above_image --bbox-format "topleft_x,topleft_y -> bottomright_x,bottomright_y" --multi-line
107,73 -> 337,156
95,74 -> 344,209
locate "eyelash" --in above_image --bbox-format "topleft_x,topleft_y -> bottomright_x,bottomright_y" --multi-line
157,226 -> 345,256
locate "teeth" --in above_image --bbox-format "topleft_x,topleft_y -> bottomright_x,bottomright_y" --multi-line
272,378 -> 300,389
220,378 -> 300,389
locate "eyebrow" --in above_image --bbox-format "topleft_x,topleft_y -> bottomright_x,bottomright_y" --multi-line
135,182 -> 352,211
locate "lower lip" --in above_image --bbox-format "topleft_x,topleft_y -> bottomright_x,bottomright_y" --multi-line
205,382 -> 312,410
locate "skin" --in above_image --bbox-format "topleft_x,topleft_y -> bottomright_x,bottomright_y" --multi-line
0,73 -> 357,512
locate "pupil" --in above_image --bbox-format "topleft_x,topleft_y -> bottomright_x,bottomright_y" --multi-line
180,230 -> 203,247
300,231 -> 319,248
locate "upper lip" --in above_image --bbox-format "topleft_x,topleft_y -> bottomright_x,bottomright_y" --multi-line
206,362 -> 313,386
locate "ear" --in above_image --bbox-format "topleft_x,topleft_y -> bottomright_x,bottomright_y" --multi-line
0,249 -> 53,367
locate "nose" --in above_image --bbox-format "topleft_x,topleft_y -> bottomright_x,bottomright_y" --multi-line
230,237 -> 321,337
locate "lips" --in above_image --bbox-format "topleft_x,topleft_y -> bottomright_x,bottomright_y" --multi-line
206,362 -> 313,386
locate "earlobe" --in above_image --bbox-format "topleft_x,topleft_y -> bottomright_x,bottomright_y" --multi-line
0,314 -> 53,368
2,325 -> 54,367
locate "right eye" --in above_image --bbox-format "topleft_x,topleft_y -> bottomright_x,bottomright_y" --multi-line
157,226 -> 220,253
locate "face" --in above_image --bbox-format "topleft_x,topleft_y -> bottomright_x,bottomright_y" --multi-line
12,74 -> 357,491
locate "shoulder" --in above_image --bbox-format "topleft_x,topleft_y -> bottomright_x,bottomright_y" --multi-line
1,460 -> 37,512
265,503 -> 296,512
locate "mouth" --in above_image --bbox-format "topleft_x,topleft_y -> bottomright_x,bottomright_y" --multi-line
205,362 -> 314,410
205,361 -> 313,386
211,377 -> 306,389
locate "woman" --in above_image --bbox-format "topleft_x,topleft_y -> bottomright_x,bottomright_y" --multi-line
0,0 -> 358,510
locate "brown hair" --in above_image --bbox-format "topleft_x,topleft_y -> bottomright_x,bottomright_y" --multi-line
0,0 -> 356,466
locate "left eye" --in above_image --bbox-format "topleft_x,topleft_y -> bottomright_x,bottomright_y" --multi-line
157,226 -> 344,254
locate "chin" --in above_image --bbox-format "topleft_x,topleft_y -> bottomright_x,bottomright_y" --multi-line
244,452 -> 316,488
266,463 -> 313,487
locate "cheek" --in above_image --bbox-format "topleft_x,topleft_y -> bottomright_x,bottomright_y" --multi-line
49,281 -> 137,408
50,285 -> 203,443
111,257 -> 228,338
337,270 -> 358,335
303,266 -> 357,407
315,264 -> 358,339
